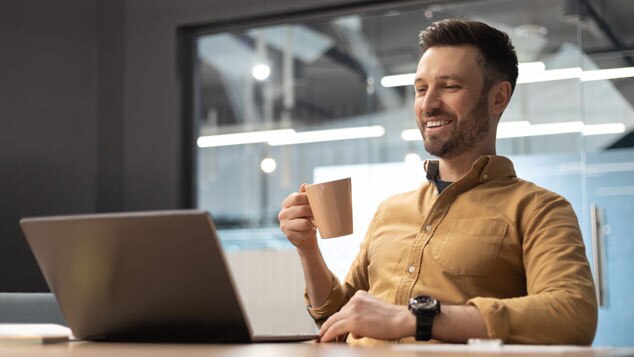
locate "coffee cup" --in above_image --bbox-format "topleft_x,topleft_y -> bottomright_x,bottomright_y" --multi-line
305,177 -> 353,239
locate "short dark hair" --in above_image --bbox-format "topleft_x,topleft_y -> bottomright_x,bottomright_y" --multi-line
418,19 -> 518,94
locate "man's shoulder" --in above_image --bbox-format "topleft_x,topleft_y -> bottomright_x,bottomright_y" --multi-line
512,177 -> 572,206
378,182 -> 431,209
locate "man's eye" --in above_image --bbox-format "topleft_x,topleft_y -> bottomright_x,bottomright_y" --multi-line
445,85 -> 460,90
416,88 -> 427,94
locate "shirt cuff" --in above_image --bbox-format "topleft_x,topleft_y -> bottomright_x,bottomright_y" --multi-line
467,297 -> 510,341
304,274 -> 345,322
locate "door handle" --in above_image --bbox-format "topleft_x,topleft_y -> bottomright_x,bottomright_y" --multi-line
590,204 -> 605,307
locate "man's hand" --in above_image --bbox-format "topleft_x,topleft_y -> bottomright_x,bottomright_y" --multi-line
278,184 -> 317,251
319,291 -> 415,342
279,184 -> 333,308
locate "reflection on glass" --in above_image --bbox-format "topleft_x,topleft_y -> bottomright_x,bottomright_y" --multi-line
194,0 -> 632,249
193,0 -> 633,345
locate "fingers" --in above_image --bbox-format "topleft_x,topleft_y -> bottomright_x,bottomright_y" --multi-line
280,217 -> 314,232
318,291 -> 375,343
279,187 -> 314,234
278,204 -> 313,222
278,204 -> 314,237
278,186 -> 318,247
320,314 -> 352,343
281,191 -> 309,209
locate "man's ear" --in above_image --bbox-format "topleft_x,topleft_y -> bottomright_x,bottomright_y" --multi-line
489,81 -> 512,117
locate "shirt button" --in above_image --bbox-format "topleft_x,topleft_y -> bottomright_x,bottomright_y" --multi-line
425,225 -> 432,231
482,174 -> 488,180
408,266 -> 416,273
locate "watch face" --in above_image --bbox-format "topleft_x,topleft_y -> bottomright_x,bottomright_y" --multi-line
410,296 -> 438,311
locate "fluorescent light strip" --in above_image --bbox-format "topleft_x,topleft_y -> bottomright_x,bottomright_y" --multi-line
581,67 -> 634,82
516,67 -> 582,84
401,129 -> 421,141
198,126 -> 386,148
582,123 -> 626,136
197,129 -> 296,148
497,121 -> 625,138
518,61 -> 546,74
497,121 -> 583,138
382,65 -> 634,87
268,125 -> 385,146
380,73 -> 415,88
401,121 -> 625,141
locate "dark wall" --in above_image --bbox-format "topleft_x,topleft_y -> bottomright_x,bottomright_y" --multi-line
0,0 -> 376,291
0,0 -> 102,291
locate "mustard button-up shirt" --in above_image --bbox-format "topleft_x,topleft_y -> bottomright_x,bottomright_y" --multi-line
307,155 -> 597,346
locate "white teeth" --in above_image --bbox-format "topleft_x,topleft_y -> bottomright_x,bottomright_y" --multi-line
427,120 -> 450,128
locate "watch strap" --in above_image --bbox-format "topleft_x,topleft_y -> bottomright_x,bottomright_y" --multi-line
415,313 -> 434,341
408,295 -> 440,341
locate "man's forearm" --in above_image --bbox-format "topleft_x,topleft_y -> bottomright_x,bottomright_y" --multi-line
433,305 -> 488,342
297,242 -> 333,307
398,304 -> 489,342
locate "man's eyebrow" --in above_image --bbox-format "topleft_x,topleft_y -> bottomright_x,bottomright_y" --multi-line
414,75 -> 465,85
437,75 -> 465,82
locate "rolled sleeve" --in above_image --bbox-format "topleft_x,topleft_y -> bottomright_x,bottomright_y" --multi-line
470,193 -> 597,345
304,274 -> 346,323
467,297 -> 510,340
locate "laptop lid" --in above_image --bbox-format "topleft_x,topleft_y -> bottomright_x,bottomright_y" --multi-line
21,210 -> 258,342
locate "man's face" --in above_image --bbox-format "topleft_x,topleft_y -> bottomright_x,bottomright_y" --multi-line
413,45 -> 493,159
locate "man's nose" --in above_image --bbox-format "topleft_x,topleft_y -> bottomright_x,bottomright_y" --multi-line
421,90 -> 442,114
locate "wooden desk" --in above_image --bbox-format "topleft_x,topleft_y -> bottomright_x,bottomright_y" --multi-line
0,342 -> 632,357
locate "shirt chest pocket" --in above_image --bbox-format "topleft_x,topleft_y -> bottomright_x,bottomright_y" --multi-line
431,218 -> 508,276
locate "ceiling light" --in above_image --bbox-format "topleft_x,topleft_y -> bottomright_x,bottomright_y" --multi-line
252,64 -> 271,80
198,125 -> 386,148
268,125 -> 385,146
516,67 -> 582,84
404,153 -> 421,166
496,121 -> 583,138
197,129 -> 295,148
496,121 -> 625,138
582,123 -> 626,136
401,129 -> 420,141
581,67 -> 634,82
381,73 -> 415,88
401,121 -> 626,141
517,61 -> 546,75
260,157 -> 277,173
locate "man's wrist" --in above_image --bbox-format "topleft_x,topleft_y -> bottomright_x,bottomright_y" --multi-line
296,239 -> 320,258
399,306 -> 417,339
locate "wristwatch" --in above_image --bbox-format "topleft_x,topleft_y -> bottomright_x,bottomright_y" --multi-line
408,295 -> 441,341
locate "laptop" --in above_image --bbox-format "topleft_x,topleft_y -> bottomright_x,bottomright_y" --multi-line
20,210 -> 318,343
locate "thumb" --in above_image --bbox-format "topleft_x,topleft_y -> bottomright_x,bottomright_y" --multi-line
299,183 -> 308,193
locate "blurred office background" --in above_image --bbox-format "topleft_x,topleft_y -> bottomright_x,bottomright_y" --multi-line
1,0 -> 633,345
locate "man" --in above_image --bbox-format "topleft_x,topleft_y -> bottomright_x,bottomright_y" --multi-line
278,19 -> 597,346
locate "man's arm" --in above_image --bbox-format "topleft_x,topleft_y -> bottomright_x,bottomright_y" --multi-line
297,241 -> 333,307
318,291 -> 488,342
467,193 -> 597,345
280,185 -> 378,324
279,184 -> 333,306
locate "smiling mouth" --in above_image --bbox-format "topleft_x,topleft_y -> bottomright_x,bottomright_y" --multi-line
426,120 -> 450,128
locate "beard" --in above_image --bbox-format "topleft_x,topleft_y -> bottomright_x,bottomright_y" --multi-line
419,95 -> 490,159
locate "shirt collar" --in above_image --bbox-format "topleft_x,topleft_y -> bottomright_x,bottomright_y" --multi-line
424,155 -> 517,183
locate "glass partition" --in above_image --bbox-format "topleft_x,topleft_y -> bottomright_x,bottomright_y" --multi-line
579,3 -> 634,344
193,0 -> 633,345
